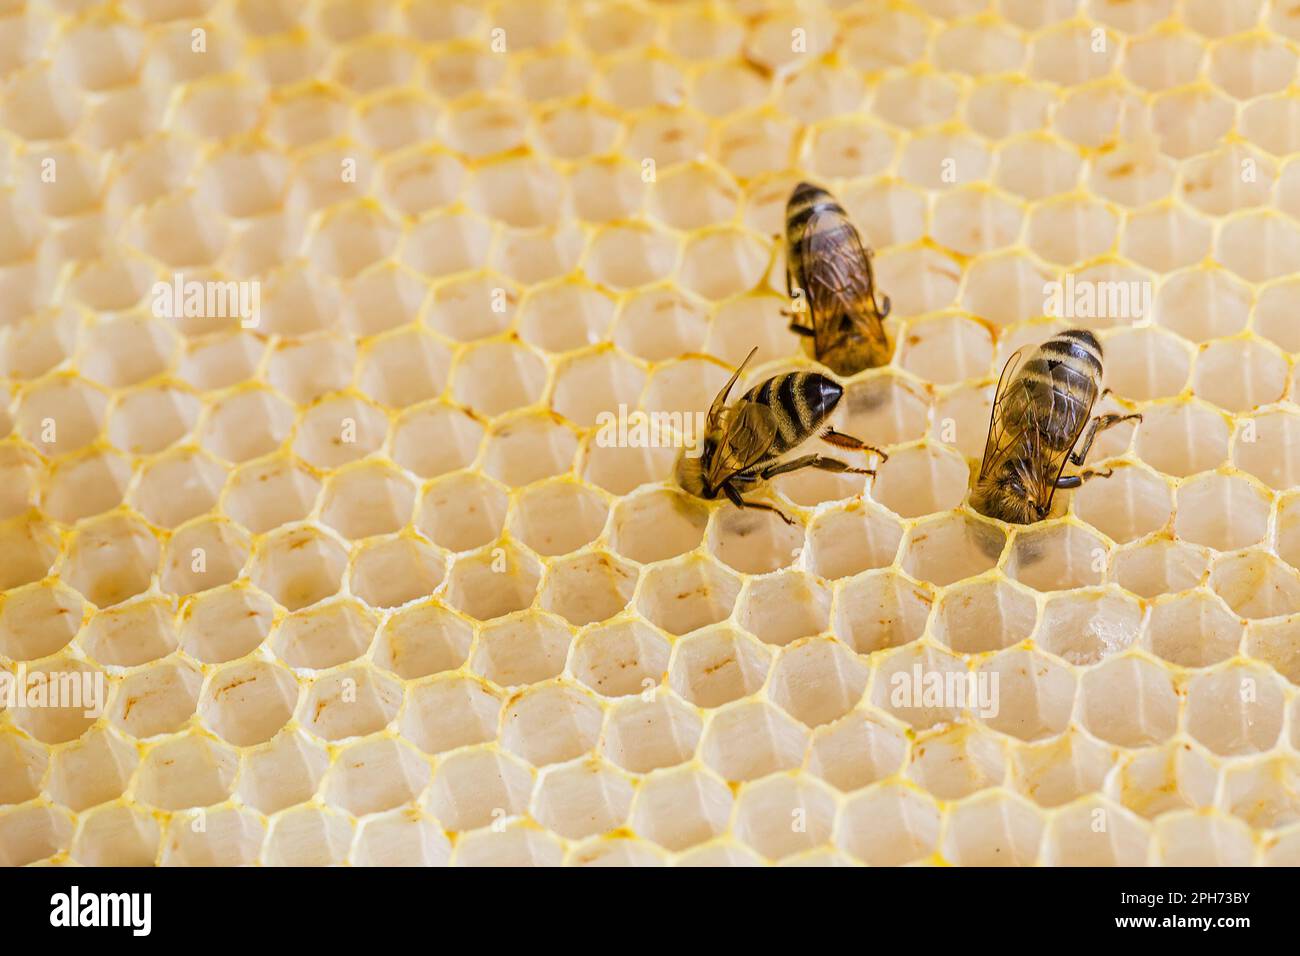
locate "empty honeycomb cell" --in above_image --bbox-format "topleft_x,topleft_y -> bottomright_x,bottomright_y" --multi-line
835,783 -> 940,866
237,731 -> 330,815
933,578 -> 1038,653
318,462 -> 415,541
871,444 -> 970,519
16,374 -> 107,455
178,331 -> 264,392
131,448 -> 227,528
669,625 -> 770,709
708,507 -> 804,576
1123,738 -> 1211,816
551,349 -> 644,429
907,723 -> 1007,800
251,525 -> 348,611
1147,590 -> 1243,667
1037,589 -> 1141,666
453,826 -> 565,867
977,648 -> 1076,741
484,413 -> 579,487
107,384 -> 200,454
352,810 -> 450,867
735,571 -> 829,648
532,760 -> 634,841
180,584 -> 275,664
162,808 -> 265,867
444,544 -> 541,621
769,637 -> 869,728
1073,465 -> 1172,543
901,512 -> 1005,587
356,530 -> 446,607
872,642 -> 977,731
1185,663 -> 1286,756
511,480 -> 609,558
1122,204 -> 1212,273
631,766 -> 732,852
1135,401 -> 1230,477
1211,551 -> 1300,618
636,555 -> 740,636
325,737 -> 430,817
834,570 -> 933,654
1193,339 -> 1288,414
1244,616 -> 1300,684
1015,730 -> 1118,808
943,792 -> 1045,867
303,667 -> 401,742
72,804 -> 160,867
202,660 -> 299,747
292,395 -> 389,469
0,581 -> 82,661
135,733 -> 238,810
373,602 -> 470,679
806,502 -> 904,580
263,806 -> 353,867
470,612 -> 568,688
161,518 -> 250,596
452,340 -> 547,418
733,776 -> 836,862
571,620 -> 669,698
503,684 -> 603,767
110,658 -> 202,738
1156,812 -> 1256,866
0,805 -> 74,867
1043,798 -> 1152,866
45,727 -> 136,812
1007,524 -> 1108,592
401,676 -> 501,755
602,695 -> 701,773
390,403 -> 484,480
62,512 -> 159,608
1175,472 -> 1271,551
1234,411 -> 1300,490
540,551 -> 638,625
1224,756 -> 1300,829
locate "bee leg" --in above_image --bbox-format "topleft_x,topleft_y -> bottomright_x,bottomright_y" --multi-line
820,428 -> 889,461
721,481 -> 795,525
788,322 -> 815,336
1055,468 -> 1114,490
1068,413 -> 1144,466
877,293 -> 891,320
760,454 -> 875,480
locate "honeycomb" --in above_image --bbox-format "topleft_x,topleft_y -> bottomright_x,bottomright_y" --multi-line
4,0 -> 1300,869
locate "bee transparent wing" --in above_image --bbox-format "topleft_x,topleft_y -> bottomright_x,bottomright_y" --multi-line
1033,359 -> 1099,514
705,400 -> 778,490
978,346 -> 1029,481
803,209 -> 889,355
707,346 -> 758,432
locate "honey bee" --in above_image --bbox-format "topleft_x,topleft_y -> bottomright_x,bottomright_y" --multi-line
785,181 -> 892,376
676,347 -> 887,524
971,329 -> 1141,524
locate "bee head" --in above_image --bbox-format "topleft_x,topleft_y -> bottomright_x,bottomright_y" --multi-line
674,449 -> 715,499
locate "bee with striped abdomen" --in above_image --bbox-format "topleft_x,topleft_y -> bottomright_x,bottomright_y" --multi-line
676,348 -> 887,524
784,181 -> 892,376
971,329 -> 1141,525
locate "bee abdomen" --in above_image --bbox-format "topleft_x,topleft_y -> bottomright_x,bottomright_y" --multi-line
744,372 -> 843,453
1019,330 -> 1103,447
786,181 -> 847,238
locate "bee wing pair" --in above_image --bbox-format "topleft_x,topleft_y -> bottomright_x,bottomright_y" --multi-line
704,347 -> 778,492
801,209 -> 890,359
980,345 -> 1098,516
